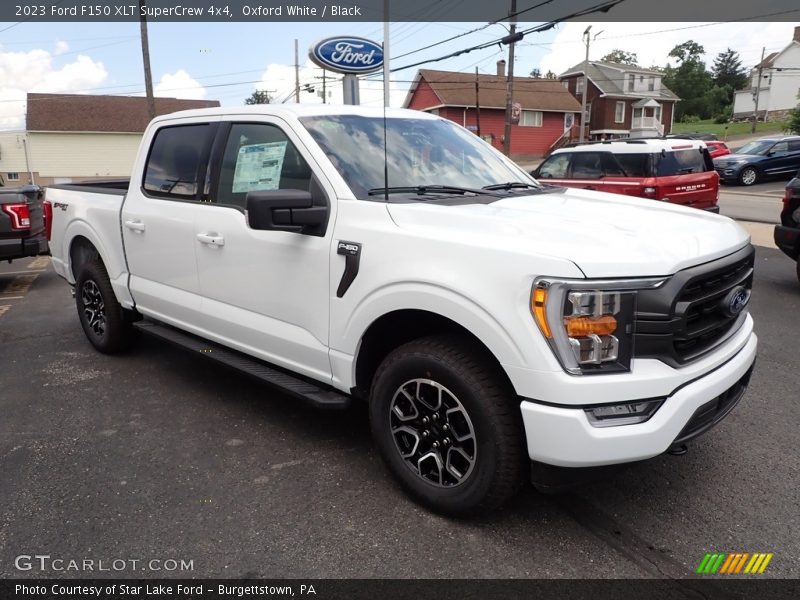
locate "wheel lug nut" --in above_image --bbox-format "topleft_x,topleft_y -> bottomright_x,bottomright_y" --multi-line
422,431 -> 429,438
432,413 -> 439,421
432,441 -> 440,449
422,417 -> 429,424
442,424 -> 449,431
444,438 -> 451,445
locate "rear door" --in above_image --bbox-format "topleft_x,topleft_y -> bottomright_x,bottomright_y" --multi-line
122,120 -> 220,326
652,146 -> 719,210
766,139 -> 800,176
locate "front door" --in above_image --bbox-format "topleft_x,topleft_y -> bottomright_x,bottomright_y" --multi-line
193,119 -> 335,383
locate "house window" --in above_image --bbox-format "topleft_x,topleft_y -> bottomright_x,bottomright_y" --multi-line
562,80 -> 569,89
7,172 -> 20,181
628,74 -> 635,91
648,76 -> 655,91
428,108 -> 439,116
576,78 -> 584,94
521,110 -> 543,127
615,101 -> 625,123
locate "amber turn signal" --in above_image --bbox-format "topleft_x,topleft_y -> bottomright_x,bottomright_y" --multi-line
564,314 -> 617,337
531,287 -> 552,338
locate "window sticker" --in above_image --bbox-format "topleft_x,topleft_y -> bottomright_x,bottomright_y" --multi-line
232,141 -> 288,193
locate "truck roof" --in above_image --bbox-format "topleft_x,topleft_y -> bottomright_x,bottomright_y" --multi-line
152,103 -> 439,124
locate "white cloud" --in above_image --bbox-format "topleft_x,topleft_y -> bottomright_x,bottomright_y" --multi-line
536,22 -> 797,77
54,40 -> 69,56
0,49 -> 107,130
154,69 -> 207,100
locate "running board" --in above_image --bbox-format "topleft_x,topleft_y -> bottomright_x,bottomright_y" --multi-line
133,320 -> 352,411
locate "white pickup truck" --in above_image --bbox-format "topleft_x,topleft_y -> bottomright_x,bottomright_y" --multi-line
47,105 -> 757,515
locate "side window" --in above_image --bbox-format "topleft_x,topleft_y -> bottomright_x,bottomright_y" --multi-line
788,140 -> 800,152
771,141 -> 788,154
570,152 -> 603,179
601,153 -> 625,176
143,124 -> 211,199
614,153 -> 650,177
537,154 -> 570,178
216,123 -> 312,209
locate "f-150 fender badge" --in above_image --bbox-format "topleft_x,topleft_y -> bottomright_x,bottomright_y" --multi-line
336,241 -> 362,298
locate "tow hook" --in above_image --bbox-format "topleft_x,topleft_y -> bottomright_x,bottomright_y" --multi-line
667,444 -> 688,456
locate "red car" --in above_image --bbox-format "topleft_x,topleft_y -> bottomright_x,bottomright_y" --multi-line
532,139 -> 720,212
705,140 -> 731,159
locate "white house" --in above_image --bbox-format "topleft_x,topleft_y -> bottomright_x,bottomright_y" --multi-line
0,94 -> 219,187
733,26 -> 800,121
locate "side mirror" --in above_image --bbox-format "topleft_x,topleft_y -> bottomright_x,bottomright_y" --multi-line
246,190 -> 327,234
531,168 -> 540,178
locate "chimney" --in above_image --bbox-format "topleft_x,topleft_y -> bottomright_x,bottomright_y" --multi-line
794,25 -> 800,43
496,60 -> 506,77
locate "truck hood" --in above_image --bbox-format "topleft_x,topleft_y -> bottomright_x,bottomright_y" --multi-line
386,188 -> 749,278
713,153 -> 760,164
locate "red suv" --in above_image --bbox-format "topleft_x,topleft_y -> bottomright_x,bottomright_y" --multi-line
532,139 -> 720,212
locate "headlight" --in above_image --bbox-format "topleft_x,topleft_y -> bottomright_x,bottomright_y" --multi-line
531,277 -> 665,375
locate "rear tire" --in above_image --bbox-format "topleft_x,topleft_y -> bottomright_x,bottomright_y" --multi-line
369,335 -> 527,516
738,166 -> 759,186
75,259 -> 134,354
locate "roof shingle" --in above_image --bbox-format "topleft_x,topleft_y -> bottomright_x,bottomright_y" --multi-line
26,93 -> 220,132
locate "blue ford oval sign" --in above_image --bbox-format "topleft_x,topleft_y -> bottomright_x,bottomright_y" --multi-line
309,37 -> 384,74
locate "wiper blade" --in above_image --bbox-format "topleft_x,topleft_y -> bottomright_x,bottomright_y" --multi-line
367,185 -> 497,196
482,181 -> 541,191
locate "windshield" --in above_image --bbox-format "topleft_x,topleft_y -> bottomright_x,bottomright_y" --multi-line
299,115 -> 534,199
735,141 -> 774,156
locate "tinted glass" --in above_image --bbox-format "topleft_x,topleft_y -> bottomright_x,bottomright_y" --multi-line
655,149 -> 710,176
737,141 -> 773,155
789,140 -> 800,152
601,153 -> 625,176
570,152 -> 603,178
537,154 -> 570,178
614,153 -> 650,177
216,123 -> 312,209
299,115 -> 529,199
144,124 -> 210,198
771,141 -> 788,153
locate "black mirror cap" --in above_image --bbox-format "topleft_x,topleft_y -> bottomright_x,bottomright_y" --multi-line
246,189 -> 327,235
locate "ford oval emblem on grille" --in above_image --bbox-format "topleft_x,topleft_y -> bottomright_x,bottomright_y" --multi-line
721,286 -> 750,318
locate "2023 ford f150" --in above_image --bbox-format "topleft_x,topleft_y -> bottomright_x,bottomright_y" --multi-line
47,105 -> 757,515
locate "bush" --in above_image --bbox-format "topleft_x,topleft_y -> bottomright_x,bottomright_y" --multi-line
788,105 -> 800,135
713,107 -> 733,124
681,114 -> 701,124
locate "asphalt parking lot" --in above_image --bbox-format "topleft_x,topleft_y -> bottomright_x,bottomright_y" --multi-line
1,241 -> 798,580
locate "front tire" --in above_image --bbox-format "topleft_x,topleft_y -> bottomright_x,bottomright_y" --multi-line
369,335 -> 526,516
738,166 -> 759,186
75,259 -> 134,354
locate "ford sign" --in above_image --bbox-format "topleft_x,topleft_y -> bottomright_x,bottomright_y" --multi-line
309,37 -> 384,74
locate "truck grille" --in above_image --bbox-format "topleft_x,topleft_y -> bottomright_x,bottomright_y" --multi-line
634,245 -> 754,367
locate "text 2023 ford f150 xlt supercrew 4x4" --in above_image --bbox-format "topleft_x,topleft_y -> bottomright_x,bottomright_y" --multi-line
46,105 -> 757,515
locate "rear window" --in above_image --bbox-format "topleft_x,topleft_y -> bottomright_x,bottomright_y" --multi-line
655,149 -> 711,176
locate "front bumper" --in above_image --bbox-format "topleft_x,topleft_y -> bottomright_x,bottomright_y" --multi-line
519,330 -> 757,468
714,166 -> 743,182
774,225 -> 799,260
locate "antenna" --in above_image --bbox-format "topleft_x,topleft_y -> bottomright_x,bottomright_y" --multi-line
382,0 -> 390,202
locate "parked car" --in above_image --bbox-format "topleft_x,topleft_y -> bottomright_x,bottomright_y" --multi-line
46,105 -> 756,515
0,185 -> 48,263
532,139 -> 720,212
713,136 -> 800,186
705,140 -> 731,159
774,169 -> 800,283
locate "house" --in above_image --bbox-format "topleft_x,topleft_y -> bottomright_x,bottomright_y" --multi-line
732,26 -> 800,121
559,61 -> 679,140
0,94 -> 219,187
403,64 -> 583,158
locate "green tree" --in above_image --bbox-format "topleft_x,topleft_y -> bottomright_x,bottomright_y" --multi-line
788,103 -> 800,134
601,49 -> 639,66
711,48 -> 748,104
663,40 -> 713,120
245,90 -> 272,105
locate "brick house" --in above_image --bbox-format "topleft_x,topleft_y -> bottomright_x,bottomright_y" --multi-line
403,63 -> 583,159
559,61 -> 679,140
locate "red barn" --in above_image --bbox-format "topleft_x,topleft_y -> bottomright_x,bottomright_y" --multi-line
403,63 -> 582,160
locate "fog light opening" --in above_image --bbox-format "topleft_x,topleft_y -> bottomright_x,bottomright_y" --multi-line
584,399 -> 663,427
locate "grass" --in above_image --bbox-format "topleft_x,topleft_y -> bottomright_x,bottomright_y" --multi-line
672,119 -> 786,139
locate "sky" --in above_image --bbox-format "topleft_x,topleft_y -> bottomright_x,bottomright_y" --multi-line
0,18 -> 797,130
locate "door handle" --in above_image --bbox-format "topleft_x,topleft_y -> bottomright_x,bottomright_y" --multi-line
124,219 -> 146,232
196,233 -> 225,247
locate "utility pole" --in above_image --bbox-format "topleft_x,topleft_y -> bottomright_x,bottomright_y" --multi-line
751,46 -> 765,134
579,25 -> 592,143
138,0 -> 155,120
502,0 -> 518,156
294,39 -> 301,103
475,67 -> 481,138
